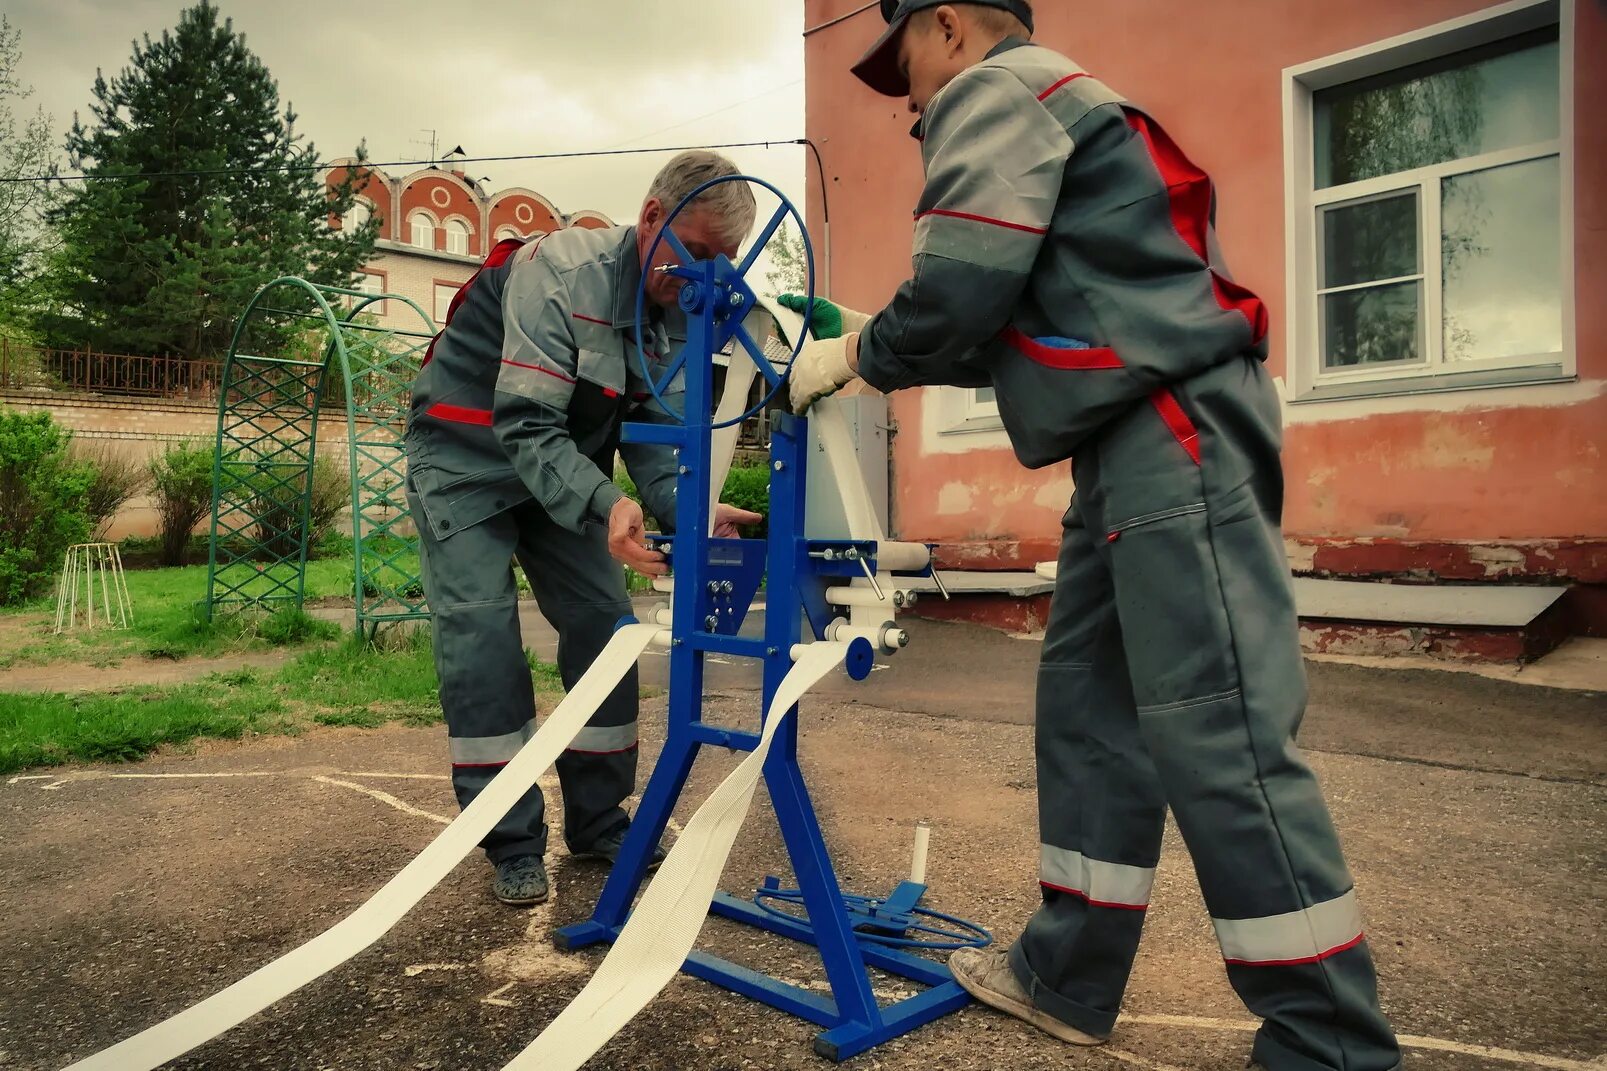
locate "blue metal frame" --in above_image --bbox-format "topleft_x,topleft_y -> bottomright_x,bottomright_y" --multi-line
555,182 -> 972,1062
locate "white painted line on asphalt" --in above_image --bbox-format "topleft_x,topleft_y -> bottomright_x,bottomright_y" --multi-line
311,775 -> 451,825
1104,1047 -> 1187,1071
338,772 -> 451,781
404,963 -> 469,978
481,981 -> 517,1008
36,771 -> 282,791
1120,1013 -> 1601,1070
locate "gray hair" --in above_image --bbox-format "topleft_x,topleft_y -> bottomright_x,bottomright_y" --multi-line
646,150 -> 757,247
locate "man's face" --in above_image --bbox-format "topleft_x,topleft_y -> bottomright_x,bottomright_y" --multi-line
898,12 -> 967,116
636,200 -> 740,309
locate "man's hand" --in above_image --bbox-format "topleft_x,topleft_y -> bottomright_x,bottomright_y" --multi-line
788,333 -> 861,414
713,502 -> 764,538
607,497 -> 668,577
776,294 -> 871,341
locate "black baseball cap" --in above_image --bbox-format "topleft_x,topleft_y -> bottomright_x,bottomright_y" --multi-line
851,0 -> 1034,97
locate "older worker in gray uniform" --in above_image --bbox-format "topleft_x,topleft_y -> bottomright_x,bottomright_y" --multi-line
785,4 -> 1400,1071
406,151 -> 761,907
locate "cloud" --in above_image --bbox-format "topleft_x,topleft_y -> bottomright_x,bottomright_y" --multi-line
8,0 -> 808,228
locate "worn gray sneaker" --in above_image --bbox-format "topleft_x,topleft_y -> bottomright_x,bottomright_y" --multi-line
491,854 -> 549,906
570,825 -> 667,870
949,946 -> 1106,1046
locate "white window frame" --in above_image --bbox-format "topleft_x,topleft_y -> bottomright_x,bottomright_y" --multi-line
340,197 -> 372,234
352,271 -> 386,316
936,385 -> 1004,436
1282,0 -> 1575,403
433,282 -> 457,326
444,218 -> 471,257
409,210 -> 437,249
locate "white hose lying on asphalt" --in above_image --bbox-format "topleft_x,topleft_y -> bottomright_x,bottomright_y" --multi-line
64,623 -> 665,1071
502,640 -> 852,1071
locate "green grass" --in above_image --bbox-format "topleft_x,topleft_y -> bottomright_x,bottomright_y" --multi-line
0,627 -> 571,775
0,554 -> 407,669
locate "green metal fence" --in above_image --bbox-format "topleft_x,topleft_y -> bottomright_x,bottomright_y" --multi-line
203,277 -> 435,636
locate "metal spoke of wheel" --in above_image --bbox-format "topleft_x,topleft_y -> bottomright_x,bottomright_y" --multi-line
733,323 -> 781,387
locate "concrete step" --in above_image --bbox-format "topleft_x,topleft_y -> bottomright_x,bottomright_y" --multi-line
1293,577 -> 1570,663
941,564 -> 1571,663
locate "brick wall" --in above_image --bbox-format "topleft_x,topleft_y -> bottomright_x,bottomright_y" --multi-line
1,391 -> 403,541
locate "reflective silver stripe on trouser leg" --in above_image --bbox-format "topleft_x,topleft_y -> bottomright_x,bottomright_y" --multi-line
566,721 -> 639,755
1214,889 -> 1364,966
1038,844 -> 1155,910
451,720 -> 539,767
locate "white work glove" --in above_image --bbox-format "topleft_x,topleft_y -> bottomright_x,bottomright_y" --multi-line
788,333 -> 860,415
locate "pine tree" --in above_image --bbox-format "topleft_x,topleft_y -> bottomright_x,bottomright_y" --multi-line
38,2 -> 376,361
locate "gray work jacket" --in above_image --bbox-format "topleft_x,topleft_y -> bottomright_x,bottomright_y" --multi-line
405,225 -> 683,541
857,39 -> 1270,468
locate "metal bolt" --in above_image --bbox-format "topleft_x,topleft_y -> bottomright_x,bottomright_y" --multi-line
678,465 -> 690,475
728,291 -> 744,307
704,615 -> 719,630
766,646 -> 779,657
719,580 -> 734,595
707,581 -> 721,595
772,460 -> 785,471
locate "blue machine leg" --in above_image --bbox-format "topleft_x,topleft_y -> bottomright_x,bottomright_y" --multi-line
553,175 -> 975,1062
555,730 -> 698,950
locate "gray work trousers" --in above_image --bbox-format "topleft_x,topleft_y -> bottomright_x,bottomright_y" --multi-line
408,493 -> 638,864
1010,356 -> 1401,1071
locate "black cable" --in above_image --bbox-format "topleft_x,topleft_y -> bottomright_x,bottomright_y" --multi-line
0,138 -> 812,186
803,1 -> 880,36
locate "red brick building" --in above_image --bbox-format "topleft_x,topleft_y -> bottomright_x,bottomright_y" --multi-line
802,0 -> 1603,652
323,159 -> 613,331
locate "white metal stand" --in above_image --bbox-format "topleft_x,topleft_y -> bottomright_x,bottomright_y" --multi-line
53,542 -> 133,634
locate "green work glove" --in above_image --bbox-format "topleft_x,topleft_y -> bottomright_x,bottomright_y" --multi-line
776,294 -> 872,341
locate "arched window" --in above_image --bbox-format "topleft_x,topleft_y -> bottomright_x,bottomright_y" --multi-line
495,225 -> 522,242
409,211 -> 436,249
444,218 -> 471,256
340,198 -> 372,233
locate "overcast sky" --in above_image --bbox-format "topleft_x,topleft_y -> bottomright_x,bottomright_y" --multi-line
7,0 -> 808,234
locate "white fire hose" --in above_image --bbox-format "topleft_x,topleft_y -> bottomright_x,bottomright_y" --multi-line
65,298 -> 928,1071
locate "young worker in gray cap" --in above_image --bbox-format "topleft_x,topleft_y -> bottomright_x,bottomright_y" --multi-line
783,4 -> 1401,1069
407,151 -> 761,908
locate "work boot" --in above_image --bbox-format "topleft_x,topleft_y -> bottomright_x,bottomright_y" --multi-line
949,946 -> 1106,1046
491,854 -> 549,906
570,823 -> 667,870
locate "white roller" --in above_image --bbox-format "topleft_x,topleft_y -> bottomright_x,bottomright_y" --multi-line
503,641 -> 852,1071
869,541 -> 931,573
65,623 -> 664,1071
826,618 -> 907,654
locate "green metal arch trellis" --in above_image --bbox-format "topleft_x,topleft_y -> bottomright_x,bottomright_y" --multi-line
203,277 -> 434,635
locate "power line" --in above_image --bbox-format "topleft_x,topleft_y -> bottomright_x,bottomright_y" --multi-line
0,139 -> 811,186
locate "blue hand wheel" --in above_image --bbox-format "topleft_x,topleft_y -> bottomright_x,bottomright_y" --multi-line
634,174 -> 816,429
